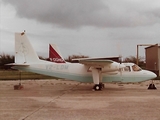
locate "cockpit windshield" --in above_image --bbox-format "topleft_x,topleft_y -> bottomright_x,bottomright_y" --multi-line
132,64 -> 142,71
124,66 -> 131,72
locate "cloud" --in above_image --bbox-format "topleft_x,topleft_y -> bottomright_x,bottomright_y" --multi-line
2,0 -> 108,28
3,0 -> 160,29
1,0 -> 160,59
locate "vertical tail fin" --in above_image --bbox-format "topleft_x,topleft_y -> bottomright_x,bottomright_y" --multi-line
15,32 -> 39,64
49,44 -> 66,63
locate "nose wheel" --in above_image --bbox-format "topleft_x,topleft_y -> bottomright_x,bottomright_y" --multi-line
148,80 -> 157,90
148,84 -> 156,89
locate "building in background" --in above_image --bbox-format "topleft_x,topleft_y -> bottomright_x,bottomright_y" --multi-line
145,44 -> 160,76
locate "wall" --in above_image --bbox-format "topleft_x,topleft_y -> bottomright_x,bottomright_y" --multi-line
145,44 -> 159,76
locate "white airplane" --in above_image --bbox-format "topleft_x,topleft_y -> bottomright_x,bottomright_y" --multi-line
49,43 -> 158,89
9,32 -> 157,91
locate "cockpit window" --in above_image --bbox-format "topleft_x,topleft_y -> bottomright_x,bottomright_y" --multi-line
132,64 -> 142,71
124,66 -> 131,72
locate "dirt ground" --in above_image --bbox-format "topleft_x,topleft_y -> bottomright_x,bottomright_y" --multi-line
0,79 -> 160,120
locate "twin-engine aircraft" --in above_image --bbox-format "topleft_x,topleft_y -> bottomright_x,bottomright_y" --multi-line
9,32 -> 157,91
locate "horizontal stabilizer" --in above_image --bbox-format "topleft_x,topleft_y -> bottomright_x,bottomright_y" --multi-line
6,63 -> 30,66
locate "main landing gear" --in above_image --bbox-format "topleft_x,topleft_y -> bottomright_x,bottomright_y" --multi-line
91,67 -> 104,91
93,83 -> 105,91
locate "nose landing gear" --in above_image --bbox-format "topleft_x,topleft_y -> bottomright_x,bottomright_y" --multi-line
148,84 -> 157,89
148,80 -> 157,90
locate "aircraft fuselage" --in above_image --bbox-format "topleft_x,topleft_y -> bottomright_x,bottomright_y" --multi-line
13,60 -> 156,83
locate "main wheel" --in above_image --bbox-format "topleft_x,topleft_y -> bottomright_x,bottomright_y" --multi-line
93,84 -> 101,91
99,83 -> 105,89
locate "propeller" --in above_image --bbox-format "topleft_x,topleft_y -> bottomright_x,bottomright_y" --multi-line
119,55 -> 123,64
119,55 -> 126,81
117,43 -> 124,81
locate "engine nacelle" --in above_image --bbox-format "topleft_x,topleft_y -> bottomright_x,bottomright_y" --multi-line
101,62 -> 125,73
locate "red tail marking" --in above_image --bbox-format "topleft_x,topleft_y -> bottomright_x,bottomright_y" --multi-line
49,44 -> 65,63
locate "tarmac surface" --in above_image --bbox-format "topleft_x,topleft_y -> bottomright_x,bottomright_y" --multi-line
0,79 -> 160,120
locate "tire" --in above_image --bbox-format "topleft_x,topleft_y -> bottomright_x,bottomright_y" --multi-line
94,84 -> 101,91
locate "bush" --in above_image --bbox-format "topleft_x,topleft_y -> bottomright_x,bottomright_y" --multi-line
0,54 -> 14,69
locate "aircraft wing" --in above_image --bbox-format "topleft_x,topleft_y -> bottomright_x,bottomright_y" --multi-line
74,59 -> 113,67
72,56 -> 120,63
72,56 -> 119,61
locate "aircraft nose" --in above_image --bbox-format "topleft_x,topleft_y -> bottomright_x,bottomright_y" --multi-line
148,71 -> 157,79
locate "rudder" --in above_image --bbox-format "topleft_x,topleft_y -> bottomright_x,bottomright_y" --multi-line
15,32 -> 39,64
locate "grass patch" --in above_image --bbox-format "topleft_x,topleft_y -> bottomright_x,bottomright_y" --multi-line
0,70 -> 57,80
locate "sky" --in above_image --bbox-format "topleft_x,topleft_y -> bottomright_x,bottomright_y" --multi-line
1,0 -> 160,59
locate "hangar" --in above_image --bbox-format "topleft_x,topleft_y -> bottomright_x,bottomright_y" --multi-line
145,44 -> 160,76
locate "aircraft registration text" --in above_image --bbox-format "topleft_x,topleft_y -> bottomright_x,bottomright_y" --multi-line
46,65 -> 69,71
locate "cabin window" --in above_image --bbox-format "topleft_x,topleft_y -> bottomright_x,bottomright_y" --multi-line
124,66 -> 131,72
132,64 -> 141,71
